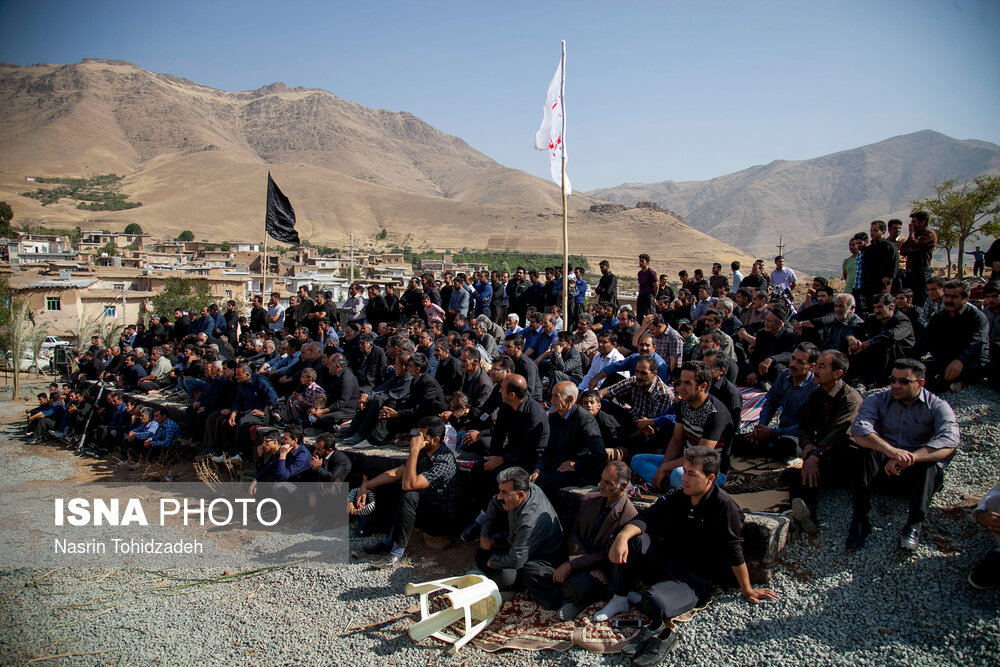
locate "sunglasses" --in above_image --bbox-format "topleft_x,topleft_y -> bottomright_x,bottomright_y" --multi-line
888,377 -> 919,385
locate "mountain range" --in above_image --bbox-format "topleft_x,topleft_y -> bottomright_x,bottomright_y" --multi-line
0,59 -> 757,276
3,59 -> 997,277
590,130 -> 1000,272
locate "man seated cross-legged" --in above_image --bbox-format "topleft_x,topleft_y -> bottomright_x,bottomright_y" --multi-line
595,446 -> 778,666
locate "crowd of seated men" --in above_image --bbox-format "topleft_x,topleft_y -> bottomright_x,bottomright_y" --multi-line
23,240 -> 1000,661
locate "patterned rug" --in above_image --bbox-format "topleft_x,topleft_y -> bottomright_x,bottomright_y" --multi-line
738,386 -> 768,429
469,592 -> 713,654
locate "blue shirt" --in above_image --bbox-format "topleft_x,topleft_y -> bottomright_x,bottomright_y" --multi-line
256,444 -> 313,482
601,352 -> 670,383
150,418 -> 180,447
43,401 -> 68,431
757,369 -> 817,437
449,286 -> 470,314
108,402 -> 130,429
691,297 -> 716,322
533,329 -> 558,359
574,279 -> 588,304
522,326 -> 542,356
233,374 -> 279,413
129,419 -> 159,441
852,387 -> 959,468
474,282 -> 493,312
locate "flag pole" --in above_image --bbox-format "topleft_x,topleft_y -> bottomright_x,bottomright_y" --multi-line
262,233 -> 268,296
262,174 -> 269,297
559,40 -> 569,331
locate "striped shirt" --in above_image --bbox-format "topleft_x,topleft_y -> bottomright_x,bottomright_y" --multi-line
757,369 -> 817,437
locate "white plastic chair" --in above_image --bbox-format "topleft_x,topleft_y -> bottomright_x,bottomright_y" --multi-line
405,573 -> 502,654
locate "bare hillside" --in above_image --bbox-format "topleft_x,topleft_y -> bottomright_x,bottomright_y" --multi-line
590,130 -> 1000,272
0,58 -> 756,273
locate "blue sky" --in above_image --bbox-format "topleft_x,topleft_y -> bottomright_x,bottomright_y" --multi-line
2,0 -> 999,191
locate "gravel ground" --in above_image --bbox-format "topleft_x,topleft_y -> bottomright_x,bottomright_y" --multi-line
1,386 -> 998,665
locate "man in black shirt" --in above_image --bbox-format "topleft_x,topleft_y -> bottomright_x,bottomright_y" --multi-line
597,446 -> 777,665
461,374 -> 549,539
313,354 -> 360,432
738,262 -> 768,293
305,433 -> 352,483
701,351 -> 743,433
845,294 -> 915,388
911,279 -> 989,393
530,382 -> 606,499
502,333 -> 543,402
248,296 -> 267,334
594,260 -> 619,308
860,220 -> 899,316
506,267 -> 530,322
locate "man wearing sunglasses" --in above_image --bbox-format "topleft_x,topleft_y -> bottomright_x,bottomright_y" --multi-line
847,358 -> 959,552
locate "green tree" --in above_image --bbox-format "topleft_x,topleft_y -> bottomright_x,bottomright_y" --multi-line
0,201 -> 13,238
913,176 -> 1000,278
97,241 -> 119,257
124,222 -> 143,234
377,229 -> 388,240
1,299 -> 48,398
219,241 -> 231,251
151,278 -> 214,315
177,230 -> 195,242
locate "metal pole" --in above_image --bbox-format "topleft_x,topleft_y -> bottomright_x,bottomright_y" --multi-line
561,157 -> 569,331
261,235 -> 268,296
349,232 -> 355,284
559,40 -> 569,331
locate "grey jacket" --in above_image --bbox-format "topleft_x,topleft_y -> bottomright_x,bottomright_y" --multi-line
481,482 -> 564,570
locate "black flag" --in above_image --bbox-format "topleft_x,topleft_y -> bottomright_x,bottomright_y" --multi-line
265,172 -> 300,244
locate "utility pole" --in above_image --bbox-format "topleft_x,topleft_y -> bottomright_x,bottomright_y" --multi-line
776,236 -> 786,257
349,232 -> 355,283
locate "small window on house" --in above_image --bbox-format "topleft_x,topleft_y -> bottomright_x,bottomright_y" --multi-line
46,297 -> 61,311
103,305 -> 117,317
113,283 -> 125,290
225,290 -> 232,299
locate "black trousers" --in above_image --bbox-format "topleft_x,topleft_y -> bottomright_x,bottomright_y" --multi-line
922,357 -> 984,394
202,409 -> 233,453
95,425 -> 124,449
852,447 -> 944,525
846,343 -> 903,387
906,266 -> 932,307
386,490 -> 457,549
561,568 -> 609,607
31,416 -> 57,437
234,411 -> 269,459
347,395 -> 388,436
475,545 -> 564,609
314,409 -> 357,433
785,446 -> 854,517
469,459 -> 520,511
608,533 -> 710,621
636,294 -> 656,320
989,343 -> 1000,390
533,468 -> 599,515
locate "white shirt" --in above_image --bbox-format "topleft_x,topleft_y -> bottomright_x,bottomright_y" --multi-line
578,347 -> 626,390
770,267 -> 797,292
267,303 -> 285,331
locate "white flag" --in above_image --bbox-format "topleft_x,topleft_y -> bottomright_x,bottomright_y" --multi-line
534,41 -> 571,195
